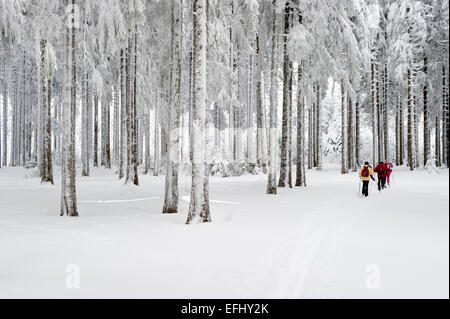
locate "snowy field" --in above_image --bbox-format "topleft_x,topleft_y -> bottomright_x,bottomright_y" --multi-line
0,166 -> 448,299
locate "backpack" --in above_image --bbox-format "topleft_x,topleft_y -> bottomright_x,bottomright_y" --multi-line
361,166 -> 370,178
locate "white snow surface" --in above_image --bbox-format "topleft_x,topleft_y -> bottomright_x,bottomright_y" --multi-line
0,165 -> 448,299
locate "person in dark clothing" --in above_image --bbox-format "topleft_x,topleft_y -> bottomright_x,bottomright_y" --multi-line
359,161 -> 375,197
374,161 -> 389,191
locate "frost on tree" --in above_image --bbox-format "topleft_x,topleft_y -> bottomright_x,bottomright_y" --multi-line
60,0 -> 79,217
163,0 -> 182,215
186,0 -> 211,224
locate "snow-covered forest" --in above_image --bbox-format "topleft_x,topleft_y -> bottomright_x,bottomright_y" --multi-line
0,0 -> 448,299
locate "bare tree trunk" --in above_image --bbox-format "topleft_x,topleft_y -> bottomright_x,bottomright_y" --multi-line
187,0 -> 210,224
45,77 -> 53,183
163,0 -> 181,214
295,63 -> 306,187
287,62 -> 293,188
104,94 -> 111,169
255,36 -> 267,173
400,96 -> 404,165
407,68 -> 414,171
1,60 -> 7,167
93,94 -> 99,167
371,49 -> 376,166
267,0 -> 278,195
443,65 -> 449,167
20,53 -> 26,167
81,70 -> 90,176
355,92 -> 360,168
395,95 -> 399,166
153,91 -> 160,176
278,1 -> 291,188
376,64 -> 382,163
61,0 -> 79,217
131,26 -> 139,185
113,74 -> 120,168
383,62 -> 388,161
423,56 -> 429,166
308,106 -> 312,169
119,48 -> 126,179
348,92 -> 354,171
436,116 -> 441,166
316,84 -> 322,170
414,94 -> 419,168
341,81 -> 347,174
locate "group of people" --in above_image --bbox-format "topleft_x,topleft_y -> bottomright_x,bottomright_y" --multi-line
358,160 -> 394,197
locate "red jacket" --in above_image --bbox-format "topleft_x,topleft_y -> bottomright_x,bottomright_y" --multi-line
374,163 -> 389,177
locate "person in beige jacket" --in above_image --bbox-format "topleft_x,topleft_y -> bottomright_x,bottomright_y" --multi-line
358,162 -> 375,197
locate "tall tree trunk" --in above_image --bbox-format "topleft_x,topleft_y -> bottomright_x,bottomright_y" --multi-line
443,66 -> 449,167
61,0 -> 79,217
400,96 -> 404,165
20,53 -> 26,167
45,77 -> 53,183
308,107 -> 312,169
81,69 -> 90,176
153,91 -> 160,176
395,95 -> 399,166
187,0 -> 210,223
348,93 -> 354,171
113,75 -> 120,168
436,116 -> 441,166
355,92 -> 360,169
316,84 -> 322,170
267,0 -> 278,195
383,61 -> 388,161
104,94 -> 111,169
119,48 -> 126,179
131,25 -> 139,185
287,62 -> 293,188
39,39 -> 53,183
341,81 -> 347,174
1,60 -> 7,167
255,36 -> 267,173
423,56 -> 429,166
278,1 -> 291,188
407,68 -> 413,171
376,64 -> 382,163
93,94 -> 99,167
371,49 -> 376,166
163,0 -> 181,214
39,39 -> 47,178
413,94 -> 419,168
295,63 -> 306,187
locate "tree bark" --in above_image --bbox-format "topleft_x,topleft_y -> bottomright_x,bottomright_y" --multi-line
61,0 -> 79,217
187,0 -> 210,223
355,92 -> 360,168
278,2 -> 291,188
163,0 -> 181,214
341,81 -> 347,174
407,68 -> 414,170
295,63 -> 306,187
267,0 -> 278,195
423,56 -> 429,166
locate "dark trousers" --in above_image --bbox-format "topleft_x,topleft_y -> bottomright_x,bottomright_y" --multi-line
378,177 -> 386,191
362,181 -> 370,197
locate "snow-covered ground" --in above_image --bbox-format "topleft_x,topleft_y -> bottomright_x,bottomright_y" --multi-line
0,165 -> 448,299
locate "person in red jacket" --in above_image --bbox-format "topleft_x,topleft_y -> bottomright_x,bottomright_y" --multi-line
374,161 -> 389,191
384,160 -> 394,186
